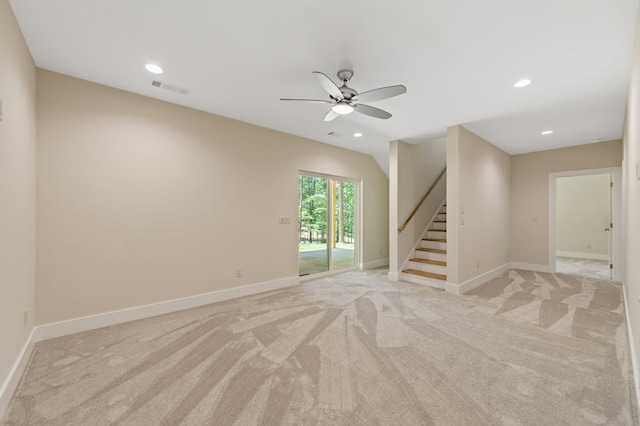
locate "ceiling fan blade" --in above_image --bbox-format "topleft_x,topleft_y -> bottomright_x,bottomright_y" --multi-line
280,98 -> 333,104
313,71 -> 344,100
353,85 -> 407,103
324,110 -> 339,122
353,104 -> 392,119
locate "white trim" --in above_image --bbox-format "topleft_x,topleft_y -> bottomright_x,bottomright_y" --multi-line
36,276 -> 299,342
556,251 -> 609,261
388,271 -> 400,282
445,263 -> 511,295
510,262 -> 553,273
622,284 -> 640,413
363,258 -> 389,270
0,327 -> 37,419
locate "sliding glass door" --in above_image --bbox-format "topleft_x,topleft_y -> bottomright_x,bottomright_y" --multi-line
298,173 -> 357,276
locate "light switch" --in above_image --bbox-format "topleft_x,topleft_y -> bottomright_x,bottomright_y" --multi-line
279,216 -> 291,225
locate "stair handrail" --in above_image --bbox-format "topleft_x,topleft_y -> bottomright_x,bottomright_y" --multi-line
398,167 -> 446,233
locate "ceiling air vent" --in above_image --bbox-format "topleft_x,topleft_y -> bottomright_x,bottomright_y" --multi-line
150,80 -> 190,95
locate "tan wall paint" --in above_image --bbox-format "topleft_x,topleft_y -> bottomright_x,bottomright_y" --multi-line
511,140 -> 622,267
447,126 -> 510,285
556,174 -> 611,257
0,0 -> 37,393
36,70 -> 389,324
622,3 -> 640,399
389,138 -> 446,274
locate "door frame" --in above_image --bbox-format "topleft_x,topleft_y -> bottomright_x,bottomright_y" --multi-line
298,171 -> 362,281
548,167 -> 622,281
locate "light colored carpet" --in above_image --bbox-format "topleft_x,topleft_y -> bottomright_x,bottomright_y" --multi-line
556,256 -> 611,280
2,269 -> 637,425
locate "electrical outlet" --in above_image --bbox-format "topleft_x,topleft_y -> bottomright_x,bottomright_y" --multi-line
235,267 -> 243,278
587,243 -> 592,249
379,248 -> 382,255
476,261 -> 480,269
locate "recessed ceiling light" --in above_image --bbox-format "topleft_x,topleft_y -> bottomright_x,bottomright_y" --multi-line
541,130 -> 553,135
332,103 -> 354,115
514,79 -> 532,88
145,64 -> 163,74
353,132 -> 363,138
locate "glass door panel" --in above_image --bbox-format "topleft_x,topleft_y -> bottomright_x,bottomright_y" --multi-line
298,175 -> 329,276
331,180 -> 355,270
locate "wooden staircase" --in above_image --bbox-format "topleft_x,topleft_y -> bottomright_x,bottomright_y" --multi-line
402,203 -> 447,288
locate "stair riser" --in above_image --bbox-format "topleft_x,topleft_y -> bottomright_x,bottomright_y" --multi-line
431,222 -> 446,230
427,230 -> 446,239
415,251 -> 446,262
408,262 -> 447,274
401,273 -> 446,289
437,213 -> 447,221
422,240 -> 446,250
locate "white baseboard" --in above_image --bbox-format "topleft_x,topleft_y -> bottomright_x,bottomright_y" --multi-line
445,263 -> 511,295
556,251 -> 609,261
622,284 -> 640,414
388,271 -> 400,282
510,262 -> 552,273
363,258 -> 389,270
35,276 -> 299,342
0,327 -> 37,419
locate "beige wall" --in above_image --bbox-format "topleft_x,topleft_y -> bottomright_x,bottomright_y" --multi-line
36,70 -> 389,324
556,174 -> 610,258
511,140 -> 622,267
447,126 -> 510,285
622,3 -> 640,401
389,138 -> 446,274
0,0 -> 37,398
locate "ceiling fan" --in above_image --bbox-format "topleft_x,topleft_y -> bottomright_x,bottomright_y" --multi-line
280,69 -> 407,121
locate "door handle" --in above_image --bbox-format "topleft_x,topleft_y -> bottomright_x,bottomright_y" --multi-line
604,228 -> 610,231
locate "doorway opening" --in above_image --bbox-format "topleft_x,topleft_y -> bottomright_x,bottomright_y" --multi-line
549,167 -> 622,281
298,173 -> 359,277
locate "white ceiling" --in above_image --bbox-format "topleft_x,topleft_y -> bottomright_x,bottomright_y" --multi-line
9,0 -> 639,157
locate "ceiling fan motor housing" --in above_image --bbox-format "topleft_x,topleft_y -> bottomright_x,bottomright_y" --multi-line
337,69 -> 357,100
337,69 -> 353,82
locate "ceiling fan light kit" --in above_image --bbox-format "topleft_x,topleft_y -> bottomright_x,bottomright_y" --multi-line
281,69 -> 406,121
332,103 -> 354,115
